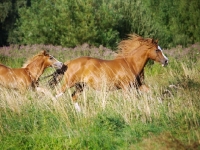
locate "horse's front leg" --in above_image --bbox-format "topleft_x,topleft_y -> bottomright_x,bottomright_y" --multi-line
56,81 -> 84,112
55,75 -> 72,98
135,74 -> 149,92
71,83 -> 85,112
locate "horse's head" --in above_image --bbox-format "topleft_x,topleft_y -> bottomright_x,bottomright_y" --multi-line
42,51 -> 63,69
148,39 -> 168,66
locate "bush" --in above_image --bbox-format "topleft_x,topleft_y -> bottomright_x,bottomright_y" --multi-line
9,0 -> 157,49
2,0 -> 200,48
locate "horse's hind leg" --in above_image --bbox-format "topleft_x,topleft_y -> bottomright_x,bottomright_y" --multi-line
71,82 -> 85,112
55,78 -> 73,98
72,83 -> 85,101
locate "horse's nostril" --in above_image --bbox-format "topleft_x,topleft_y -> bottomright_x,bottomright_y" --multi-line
165,60 -> 168,64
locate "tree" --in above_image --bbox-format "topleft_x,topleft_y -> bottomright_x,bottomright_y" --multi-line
0,0 -> 26,46
2,0 -> 200,48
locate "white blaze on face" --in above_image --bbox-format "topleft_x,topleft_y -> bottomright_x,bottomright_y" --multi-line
158,46 -> 168,66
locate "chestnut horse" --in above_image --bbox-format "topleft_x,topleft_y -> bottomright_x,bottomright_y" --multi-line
0,50 -> 63,92
55,35 -> 168,111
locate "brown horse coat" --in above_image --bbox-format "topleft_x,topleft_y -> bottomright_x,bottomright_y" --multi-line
54,35 -> 168,111
0,51 -> 63,92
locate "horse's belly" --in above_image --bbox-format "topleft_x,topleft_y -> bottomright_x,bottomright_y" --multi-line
84,75 -> 133,91
86,81 -> 119,91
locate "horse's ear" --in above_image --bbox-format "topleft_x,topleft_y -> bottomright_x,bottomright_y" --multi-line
43,50 -> 49,56
152,39 -> 158,44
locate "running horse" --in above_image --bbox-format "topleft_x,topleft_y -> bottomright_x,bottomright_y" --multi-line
54,35 -> 168,111
0,50 -> 63,92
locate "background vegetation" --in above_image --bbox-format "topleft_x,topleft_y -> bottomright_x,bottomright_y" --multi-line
1,0 -> 200,48
0,44 -> 200,149
0,0 -> 200,149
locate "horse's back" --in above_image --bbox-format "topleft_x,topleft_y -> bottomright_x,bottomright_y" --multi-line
0,64 -> 26,75
0,63 -> 11,74
65,56 -> 103,65
65,56 -> 118,74
0,65 -> 31,89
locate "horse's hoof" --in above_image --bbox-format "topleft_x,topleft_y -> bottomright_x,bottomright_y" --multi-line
74,102 -> 81,112
55,92 -> 63,98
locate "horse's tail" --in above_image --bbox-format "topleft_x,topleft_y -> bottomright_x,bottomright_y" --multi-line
48,64 -> 68,89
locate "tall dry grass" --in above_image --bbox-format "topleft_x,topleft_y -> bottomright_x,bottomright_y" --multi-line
0,44 -> 200,149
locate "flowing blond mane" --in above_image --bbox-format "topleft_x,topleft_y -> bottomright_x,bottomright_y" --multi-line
116,34 -> 157,58
22,51 -> 46,68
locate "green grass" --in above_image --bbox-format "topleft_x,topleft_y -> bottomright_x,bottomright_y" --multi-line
0,46 -> 200,149
0,55 -> 25,68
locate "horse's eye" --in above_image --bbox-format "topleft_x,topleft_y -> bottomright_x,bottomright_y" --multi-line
49,56 -> 54,60
156,49 -> 160,52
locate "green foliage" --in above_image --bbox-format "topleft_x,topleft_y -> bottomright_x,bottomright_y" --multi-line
10,0 -> 123,48
1,0 -> 200,48
0,55 -> 24,67
0,0 -> 26,46
147,0 -> 200,47
0,1 -> 12,23
4,0 -> 165,48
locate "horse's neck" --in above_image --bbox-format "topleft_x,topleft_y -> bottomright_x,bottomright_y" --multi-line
25,59 -> 46,81
125,52 -> 148,75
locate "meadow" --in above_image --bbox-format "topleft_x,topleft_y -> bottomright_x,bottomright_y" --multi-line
0,44 -> 200,149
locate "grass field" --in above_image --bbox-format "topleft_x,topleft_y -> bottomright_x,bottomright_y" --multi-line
0,44 -> 200,149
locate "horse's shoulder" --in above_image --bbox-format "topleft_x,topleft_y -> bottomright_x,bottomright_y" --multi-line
73,56 -> 91,61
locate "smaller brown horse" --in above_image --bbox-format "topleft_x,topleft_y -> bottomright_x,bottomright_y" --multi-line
54,35 -> 168,111
0,50 -> 63,92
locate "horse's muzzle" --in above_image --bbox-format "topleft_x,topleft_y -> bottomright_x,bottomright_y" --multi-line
162,59 -> 168,67
53,62 -> 63,69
